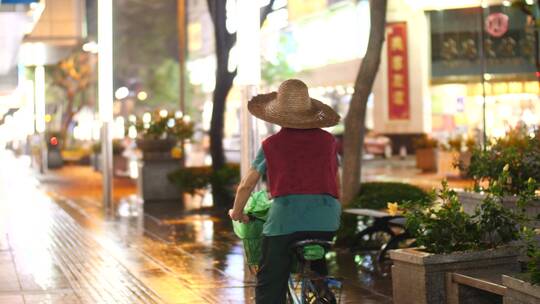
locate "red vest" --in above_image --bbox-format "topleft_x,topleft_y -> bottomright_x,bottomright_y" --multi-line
262,128 -> 339,198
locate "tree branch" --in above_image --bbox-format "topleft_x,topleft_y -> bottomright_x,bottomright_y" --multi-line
260,0 -> 276,27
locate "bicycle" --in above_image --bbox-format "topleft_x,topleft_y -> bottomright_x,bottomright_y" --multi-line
286,239 -> 343,304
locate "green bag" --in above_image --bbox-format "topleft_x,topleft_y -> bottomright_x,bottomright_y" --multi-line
232,190 -> 272,265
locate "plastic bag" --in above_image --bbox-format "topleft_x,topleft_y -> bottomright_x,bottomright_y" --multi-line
232,190 -> 272,265
232,190 -> 272,239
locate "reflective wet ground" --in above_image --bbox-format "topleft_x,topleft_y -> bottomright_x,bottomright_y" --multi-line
0,150 -> 406,303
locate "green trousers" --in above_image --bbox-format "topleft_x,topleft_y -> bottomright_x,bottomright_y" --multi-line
255,231 -> 335,304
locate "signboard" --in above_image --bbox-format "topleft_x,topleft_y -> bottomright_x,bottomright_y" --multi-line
429,7 -> 537,79
386,22 -> 410,120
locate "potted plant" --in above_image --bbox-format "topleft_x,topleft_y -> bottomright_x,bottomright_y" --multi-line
131,111 -> 194,204
131,111 -> 194,159
414,134 -> 439,172
438,136 -> 462,177
457,137 -> 476,177
389,168 -> 533,304
459,126 -> 540,218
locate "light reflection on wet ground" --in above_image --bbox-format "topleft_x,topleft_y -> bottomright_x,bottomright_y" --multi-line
4,152 -> 399,303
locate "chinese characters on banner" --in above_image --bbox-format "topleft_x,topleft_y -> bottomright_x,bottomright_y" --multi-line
387,22 -> 410,120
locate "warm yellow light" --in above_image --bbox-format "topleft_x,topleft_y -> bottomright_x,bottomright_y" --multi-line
137,91 -> 148,101
159,109 -> 168,118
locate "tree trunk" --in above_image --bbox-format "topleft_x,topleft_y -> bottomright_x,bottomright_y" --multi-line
342,0 -> 388,205
60,94 -> 76,149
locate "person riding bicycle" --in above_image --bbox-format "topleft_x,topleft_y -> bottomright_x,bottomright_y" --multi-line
229,79 -> 342,304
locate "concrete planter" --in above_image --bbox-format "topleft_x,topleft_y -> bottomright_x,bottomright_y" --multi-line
503,275 -> 540,304
416,148 -> 438,172
136,138 -> 177,158
458,192 -> 540,227
437,151 -> 460,177
390,247 -> 520,304
458,151 -> 472,177
137,155 -> 183,204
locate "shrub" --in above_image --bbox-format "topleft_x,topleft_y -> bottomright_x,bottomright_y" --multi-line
413,134 -> 439,149
168,164 -> 240,196
467,125 -> 540,194
336,182 -> 429,246
398,167 -> 535,254
129,111 -> 194,141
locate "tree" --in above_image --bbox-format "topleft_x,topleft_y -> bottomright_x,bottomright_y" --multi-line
206,0 -> 275,207
342,0 -> 388,204
113,0 -> 179,106
52,51 -> 96,146
147,58 -> 180,108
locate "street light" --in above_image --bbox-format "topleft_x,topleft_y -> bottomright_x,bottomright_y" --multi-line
98,0 -> 114,214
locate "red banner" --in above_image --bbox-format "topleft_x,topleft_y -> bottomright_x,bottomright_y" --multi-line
386,22 -> 410,120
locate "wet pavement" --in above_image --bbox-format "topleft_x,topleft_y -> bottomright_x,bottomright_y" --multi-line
1,150 -> 396,303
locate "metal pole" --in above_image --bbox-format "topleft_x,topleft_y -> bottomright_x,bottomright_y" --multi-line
478,5 -> 488,149
98,0 -> 114,215
177,0 -> 186,113
177,0 -> 187,167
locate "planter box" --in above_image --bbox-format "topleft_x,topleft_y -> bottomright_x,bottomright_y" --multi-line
458,151 -> 472,177
136,138 -> 177,159
458,192 -> 540,227
438,151 -> 460,177
390,247 -> 520,304
416,148 -> 438,172
503,275 -> 540,304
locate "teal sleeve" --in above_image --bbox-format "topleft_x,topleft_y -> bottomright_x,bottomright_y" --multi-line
251,147 -> 267,174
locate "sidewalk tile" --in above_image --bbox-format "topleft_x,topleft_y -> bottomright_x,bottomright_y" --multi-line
0,295 -> 24,304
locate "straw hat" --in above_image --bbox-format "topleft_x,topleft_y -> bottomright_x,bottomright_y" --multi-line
248,79 -> 340,129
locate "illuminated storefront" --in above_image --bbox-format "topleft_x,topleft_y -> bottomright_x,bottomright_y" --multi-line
428,4 -> 539,139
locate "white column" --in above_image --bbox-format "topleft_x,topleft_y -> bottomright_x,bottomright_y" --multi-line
34,65 -> 47,173
236,0 -> 261,179
98,0 -> 114,214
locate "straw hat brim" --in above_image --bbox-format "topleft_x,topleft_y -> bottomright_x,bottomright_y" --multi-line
248,92 -> 340,129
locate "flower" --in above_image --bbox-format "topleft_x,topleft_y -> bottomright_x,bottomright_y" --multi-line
503,164 -> 510,172
387,202 -> 399,216
432,202 -> 443,213
171,146 -> 183,159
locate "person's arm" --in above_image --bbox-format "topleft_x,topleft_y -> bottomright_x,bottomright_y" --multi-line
229,168 -> 261,223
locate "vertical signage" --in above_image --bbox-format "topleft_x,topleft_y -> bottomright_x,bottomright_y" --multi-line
386,22 -> 410,120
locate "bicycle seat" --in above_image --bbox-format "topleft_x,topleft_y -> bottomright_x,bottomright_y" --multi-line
290,239 -> 333,261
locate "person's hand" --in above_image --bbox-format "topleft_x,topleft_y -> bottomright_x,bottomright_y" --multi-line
229,209 -> 249,223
